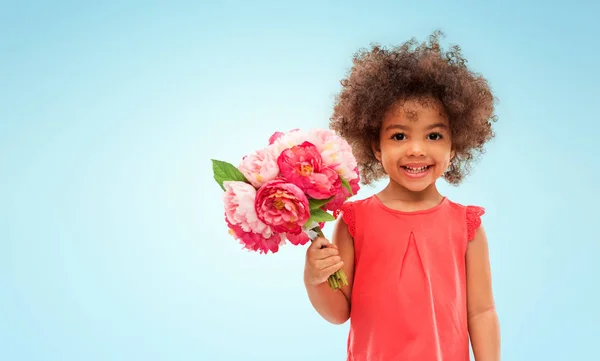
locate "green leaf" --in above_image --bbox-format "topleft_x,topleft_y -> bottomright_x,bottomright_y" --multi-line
341,178 -> 353,195
211,159 -> 249,191
307,208 -> 335,224
308,196 -> 333,210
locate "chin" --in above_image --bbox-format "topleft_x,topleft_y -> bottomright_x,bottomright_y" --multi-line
398,179 -> 435,193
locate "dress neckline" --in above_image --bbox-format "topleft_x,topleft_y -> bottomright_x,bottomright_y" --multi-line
372,194 -> 448,215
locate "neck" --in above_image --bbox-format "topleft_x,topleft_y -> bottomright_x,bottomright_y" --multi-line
380,179 -> 443,205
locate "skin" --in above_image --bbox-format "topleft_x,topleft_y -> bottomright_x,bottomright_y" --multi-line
304,97 -> 500,360
373,97 -> 455,208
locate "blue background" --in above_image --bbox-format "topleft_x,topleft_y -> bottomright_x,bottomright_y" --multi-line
2,1 -> 598,360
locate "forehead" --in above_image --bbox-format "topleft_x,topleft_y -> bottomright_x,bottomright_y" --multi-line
382,97 -> 448,126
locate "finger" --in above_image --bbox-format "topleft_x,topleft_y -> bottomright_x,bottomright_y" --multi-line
317,242 -> 339,253
320,261 -> 344,279
310,236 -> 331,250
313,247 -> 339,260
314,255 -> 342,270
321,242 -> 338,250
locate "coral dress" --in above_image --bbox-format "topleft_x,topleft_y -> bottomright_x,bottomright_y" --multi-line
339,195 -> 485,361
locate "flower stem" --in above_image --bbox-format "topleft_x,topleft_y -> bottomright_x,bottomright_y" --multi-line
310,225 -> 349,291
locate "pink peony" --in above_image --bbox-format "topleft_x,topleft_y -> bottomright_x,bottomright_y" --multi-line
223,181 -> 286,254
269,128 -> 359,183
325,167 -> 361,211
277,141 -> 342,199
285,232 -> 310,246
255,179 -> 310,235
268,131 -> 285,145
270,129 -> 309,158
223,181 -> 273,237
307,128 -> 358,182
226,216 -> 285,254
285,221 -> 325,246
238,146 -> 280,188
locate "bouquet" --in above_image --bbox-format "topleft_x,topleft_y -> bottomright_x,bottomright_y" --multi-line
211,128 -> 360,290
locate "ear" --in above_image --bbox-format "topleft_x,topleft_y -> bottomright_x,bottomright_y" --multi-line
371,141 -> 381,162
450,149 -> 456,160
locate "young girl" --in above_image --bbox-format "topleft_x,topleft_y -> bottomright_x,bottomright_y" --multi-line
303,32 -> 501,361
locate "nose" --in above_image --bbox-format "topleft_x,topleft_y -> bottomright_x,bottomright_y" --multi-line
406,139 -> 426,157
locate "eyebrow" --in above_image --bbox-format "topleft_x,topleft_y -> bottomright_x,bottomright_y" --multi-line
385,122 -> 448,131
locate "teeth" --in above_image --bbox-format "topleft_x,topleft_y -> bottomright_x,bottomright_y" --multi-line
404,166 -> 429,173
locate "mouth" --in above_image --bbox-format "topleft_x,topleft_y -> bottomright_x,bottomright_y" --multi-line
400,164 -> 432,178
401,165 -> 431,173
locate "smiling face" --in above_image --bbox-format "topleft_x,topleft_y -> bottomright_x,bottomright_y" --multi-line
373,97 -> 455,193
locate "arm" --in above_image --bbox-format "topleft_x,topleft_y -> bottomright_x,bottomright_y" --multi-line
304,217 -> 355,324
466,225 -> 501,361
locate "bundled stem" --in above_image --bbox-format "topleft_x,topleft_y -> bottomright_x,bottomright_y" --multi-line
311,226 -> 348,291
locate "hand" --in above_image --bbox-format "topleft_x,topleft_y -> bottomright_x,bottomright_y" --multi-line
304,236 -> 344,286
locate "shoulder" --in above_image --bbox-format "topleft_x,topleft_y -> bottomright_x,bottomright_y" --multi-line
445,198 -> 486,241
445,198 -> 485,216
337,199 -> 359,238
338,195 -> 375,215
337,196 -> 376,238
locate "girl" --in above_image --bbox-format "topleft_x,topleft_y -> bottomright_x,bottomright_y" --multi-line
303,32 -> 501,361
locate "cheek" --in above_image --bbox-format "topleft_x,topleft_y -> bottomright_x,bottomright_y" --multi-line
434,144 -> 453,165
379,143 -> 403,162
440,157 -> 452,170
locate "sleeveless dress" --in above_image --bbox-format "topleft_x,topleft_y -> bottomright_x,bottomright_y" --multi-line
339,195 -> 485,361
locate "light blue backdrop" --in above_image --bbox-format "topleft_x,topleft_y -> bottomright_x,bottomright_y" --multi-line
2,1 -> 598,360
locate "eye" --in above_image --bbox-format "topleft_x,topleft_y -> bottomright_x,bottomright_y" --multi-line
391,133 -> 405,141
428,132 -> 443,141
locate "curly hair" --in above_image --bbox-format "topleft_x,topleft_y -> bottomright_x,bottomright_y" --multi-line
329,30 -> 497,185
